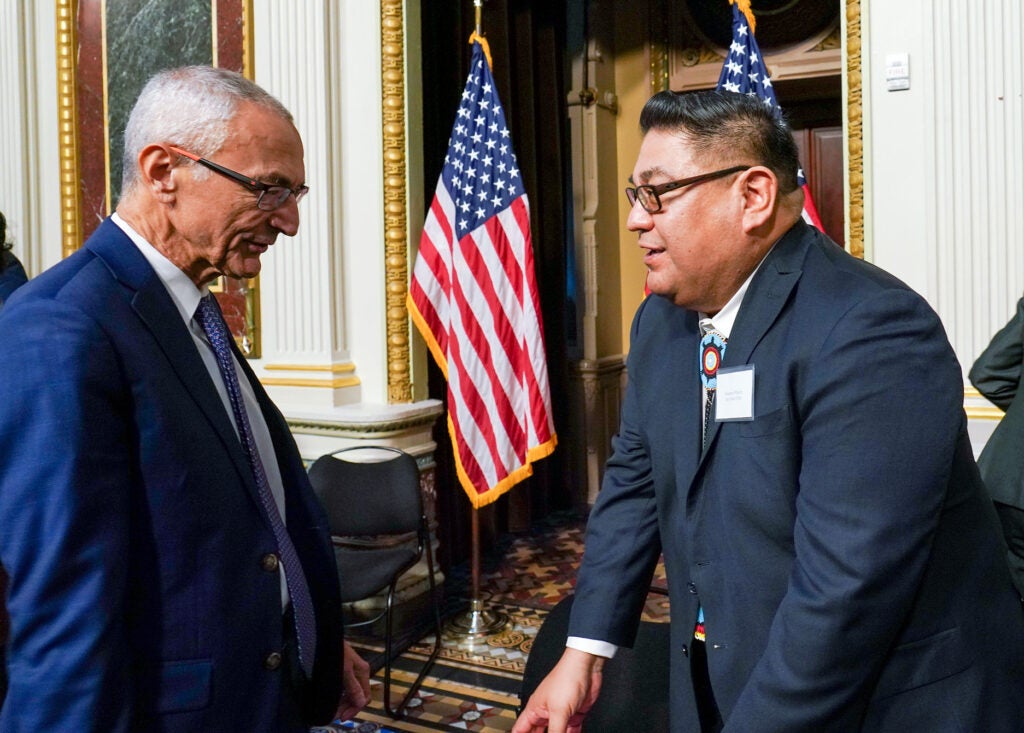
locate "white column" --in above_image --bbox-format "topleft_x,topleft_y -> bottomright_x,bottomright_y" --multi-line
0,1 -> 61,277
250,0 -> 441,454
251,0 -> 387,409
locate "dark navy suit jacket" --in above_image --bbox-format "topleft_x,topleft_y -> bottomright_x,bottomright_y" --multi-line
0,219 -> 342,731
570,221 -> 1024,731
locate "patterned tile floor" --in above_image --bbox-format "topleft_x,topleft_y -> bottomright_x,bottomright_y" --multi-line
314,511 -> 669,733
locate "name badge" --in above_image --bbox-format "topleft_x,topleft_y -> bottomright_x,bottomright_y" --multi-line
715,365 -> 755,422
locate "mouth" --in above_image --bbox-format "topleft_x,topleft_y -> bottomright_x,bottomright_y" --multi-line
639,241 -> 665,266
247,238 -> 274,254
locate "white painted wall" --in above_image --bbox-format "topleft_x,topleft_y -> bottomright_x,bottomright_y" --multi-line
865,0 -> 1024,372
864,0 -> 1023,453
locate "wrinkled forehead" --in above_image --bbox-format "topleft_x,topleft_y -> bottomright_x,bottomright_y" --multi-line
222,102 -> 305,180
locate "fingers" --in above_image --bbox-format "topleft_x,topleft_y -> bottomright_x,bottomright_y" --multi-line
512,648 -> 605,733
335,699 -> 364,723
344,640 -> 372,703
335,640 -> 372,721
511,707 -> 554,733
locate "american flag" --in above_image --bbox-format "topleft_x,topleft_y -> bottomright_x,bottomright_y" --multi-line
407,40 -> 557,508
718,1 -> 825,232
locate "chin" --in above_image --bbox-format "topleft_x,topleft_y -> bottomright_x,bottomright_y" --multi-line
228,263 -> 262,280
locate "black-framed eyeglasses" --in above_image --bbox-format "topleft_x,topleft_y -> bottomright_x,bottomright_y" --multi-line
169,145 -> 308,212
625,165 -> 752,214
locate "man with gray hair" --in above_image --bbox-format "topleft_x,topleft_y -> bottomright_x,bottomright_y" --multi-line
0,66 -> 369,731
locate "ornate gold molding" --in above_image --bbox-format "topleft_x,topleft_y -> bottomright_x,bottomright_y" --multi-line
241,0 -> 253,78
264,362 -> 357,373
56,0 -> 82,260
381,0 -> 412,404
815,23 -> 842,53
845,0 -> 864,259
260,376 -> 361,389
965,406 -> 1004,421
648,0 -> 670,95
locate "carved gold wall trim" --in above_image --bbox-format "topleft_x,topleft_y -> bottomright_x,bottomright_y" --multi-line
815,23 -> 842,53
264,362 -> 357,374
56,0 -> 82,259
965,406 -> 1004,421
260,376 -> 361,389
846,0 -> 864,259
381,0 -> 412,404
648,0 -> 669,96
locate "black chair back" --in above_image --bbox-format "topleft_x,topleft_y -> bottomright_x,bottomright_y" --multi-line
308,446 -> 422,536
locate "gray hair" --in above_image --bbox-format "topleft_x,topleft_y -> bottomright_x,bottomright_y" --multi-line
120,65 -> 293,196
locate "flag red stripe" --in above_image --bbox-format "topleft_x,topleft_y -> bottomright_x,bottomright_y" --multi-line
406,41 -> 557,506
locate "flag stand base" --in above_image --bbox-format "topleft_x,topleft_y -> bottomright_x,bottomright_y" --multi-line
448,598 -> 509,639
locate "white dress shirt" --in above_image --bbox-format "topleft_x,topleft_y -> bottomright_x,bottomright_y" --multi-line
111,212 -> 290,608
566,254 -> 771,659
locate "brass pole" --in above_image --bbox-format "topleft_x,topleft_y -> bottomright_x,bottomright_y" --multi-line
448,507 -> 509,641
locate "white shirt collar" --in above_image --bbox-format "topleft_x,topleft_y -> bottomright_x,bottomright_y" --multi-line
699,245 -> 776,339
111,212 -> 208,322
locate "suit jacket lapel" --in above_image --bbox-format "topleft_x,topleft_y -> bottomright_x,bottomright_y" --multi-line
86,220 -> 256,491
699,221 -> 808,457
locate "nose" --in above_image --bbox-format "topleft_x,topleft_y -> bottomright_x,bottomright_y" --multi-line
269,194 -> 300,237
626,198 -> 654,233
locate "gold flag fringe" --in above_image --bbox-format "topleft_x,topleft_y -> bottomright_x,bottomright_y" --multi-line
730,0 -> 757,34
468,31 -> 493,70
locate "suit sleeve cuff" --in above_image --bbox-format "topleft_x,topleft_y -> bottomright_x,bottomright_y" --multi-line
565,636 -> 618,659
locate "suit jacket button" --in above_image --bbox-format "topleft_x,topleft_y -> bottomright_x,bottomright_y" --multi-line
261,553 -> 279,572
681,644 -> 689,657
687,582 -> 698,594
264,652 -> 283,670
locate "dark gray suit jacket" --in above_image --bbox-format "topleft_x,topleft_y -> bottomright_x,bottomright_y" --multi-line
969,295 -> 1024,597
571,221 -> 1024,732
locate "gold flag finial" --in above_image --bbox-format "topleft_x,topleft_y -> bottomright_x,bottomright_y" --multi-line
730,0 -> 757,34
470,1 -> 493,69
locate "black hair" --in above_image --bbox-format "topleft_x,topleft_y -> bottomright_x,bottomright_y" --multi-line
639,89 -> 801,193
0,211 -> 9,273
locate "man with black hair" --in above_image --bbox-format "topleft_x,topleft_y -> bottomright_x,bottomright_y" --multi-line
0,211 -> 28,308
515,90 -> 1024,733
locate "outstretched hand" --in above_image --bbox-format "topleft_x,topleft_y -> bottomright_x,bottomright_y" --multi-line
512,648 -> 605,733
335,640 -> 372,721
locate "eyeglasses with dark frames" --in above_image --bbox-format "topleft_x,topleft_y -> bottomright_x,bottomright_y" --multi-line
168,145 -> 309,212
625,165 -> 753,214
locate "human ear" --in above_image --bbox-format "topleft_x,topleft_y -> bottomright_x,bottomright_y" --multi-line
136,144 -> 179,201
739,167 -> 777,233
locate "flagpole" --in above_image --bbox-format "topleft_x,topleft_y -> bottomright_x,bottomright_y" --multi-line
449,505 -> 509,640
447,0 -> 510,644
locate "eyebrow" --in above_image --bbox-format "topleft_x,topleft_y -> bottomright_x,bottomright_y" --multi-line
630,165 -> 671,186
258,170 -> 304,189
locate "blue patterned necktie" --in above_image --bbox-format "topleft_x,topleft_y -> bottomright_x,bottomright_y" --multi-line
194,295 -> 317,677
695,318 -> 728,643
699,318 -> 727,449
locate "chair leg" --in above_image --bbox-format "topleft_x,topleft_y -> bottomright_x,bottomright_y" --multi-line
384,535 -> 444,719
